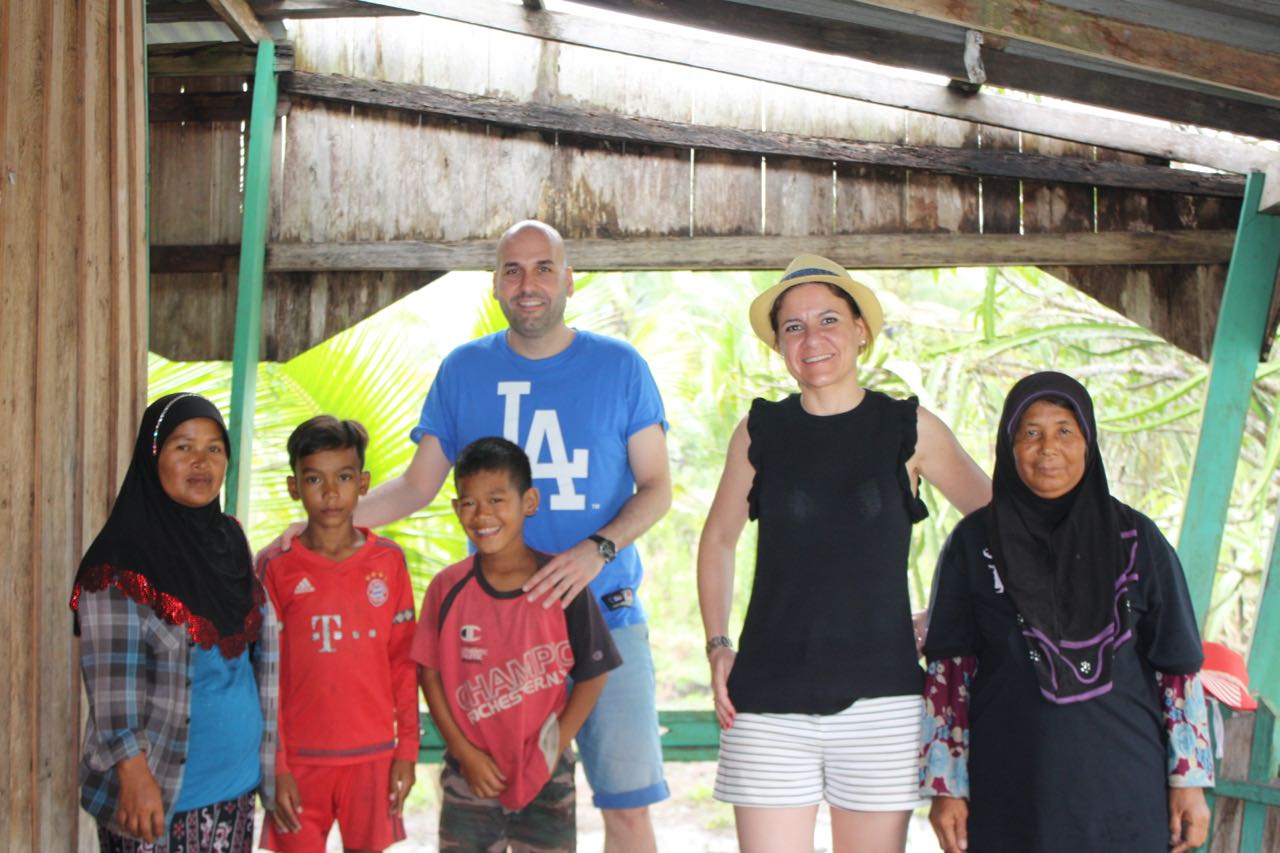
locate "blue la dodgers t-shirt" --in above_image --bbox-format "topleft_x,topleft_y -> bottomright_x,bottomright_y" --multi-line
411,329 -> 667,629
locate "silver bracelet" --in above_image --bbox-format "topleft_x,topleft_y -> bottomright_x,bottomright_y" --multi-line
705,635 -> 734,658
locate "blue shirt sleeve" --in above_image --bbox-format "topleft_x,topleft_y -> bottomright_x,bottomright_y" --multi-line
410,354 -> 460,461
624,344 -> 667,437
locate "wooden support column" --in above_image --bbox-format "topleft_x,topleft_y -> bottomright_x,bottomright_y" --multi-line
1178,171 -> 1280,624
226,40 -> 277,518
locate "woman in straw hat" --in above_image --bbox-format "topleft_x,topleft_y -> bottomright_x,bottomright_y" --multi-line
697,255 -> 992,851
920,372 -> 1212,853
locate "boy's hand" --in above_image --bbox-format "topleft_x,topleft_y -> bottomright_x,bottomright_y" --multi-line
115,753 -> 165,843
523,539 -> 604,609
458,747 -> 507,800
272,772 -> 304,833
388,758 -> 416,816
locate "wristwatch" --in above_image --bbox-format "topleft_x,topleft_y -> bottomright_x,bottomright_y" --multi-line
587,533 -> 617,563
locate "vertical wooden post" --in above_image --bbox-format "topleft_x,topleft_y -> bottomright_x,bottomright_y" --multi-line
225,40 -> 276,519
1178,172 -> 1280,624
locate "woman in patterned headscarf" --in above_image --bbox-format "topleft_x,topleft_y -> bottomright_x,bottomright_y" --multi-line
921,371 -> 1213,853
71,393 -> 277,852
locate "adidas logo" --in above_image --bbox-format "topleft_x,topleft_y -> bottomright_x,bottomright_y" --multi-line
294,577 -> 316,596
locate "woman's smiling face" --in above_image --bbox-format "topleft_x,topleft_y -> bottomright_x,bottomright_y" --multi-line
1012,400 -> 1088,499
157,417 -> 227,508
774,283 -> 868,390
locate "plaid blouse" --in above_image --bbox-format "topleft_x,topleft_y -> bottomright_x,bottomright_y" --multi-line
77,584 -> 278,839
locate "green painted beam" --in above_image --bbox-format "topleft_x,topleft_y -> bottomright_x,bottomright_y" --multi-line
1250,510 -> 1280,713
1239,703 -> 1277,853
416,710 -> 721,764
1179,171 -> 1280,624
225,41 -> 277,518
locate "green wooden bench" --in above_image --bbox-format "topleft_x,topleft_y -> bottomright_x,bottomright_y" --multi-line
417,709 -> 721,764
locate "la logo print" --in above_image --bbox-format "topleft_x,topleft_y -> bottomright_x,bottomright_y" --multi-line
497,381 -> 589,510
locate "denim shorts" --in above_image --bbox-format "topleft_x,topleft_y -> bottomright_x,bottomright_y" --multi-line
572,622 -> 670,809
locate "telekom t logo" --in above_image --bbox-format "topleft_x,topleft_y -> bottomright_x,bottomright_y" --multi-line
311,614 -> 343,652
497,381 -> 588,510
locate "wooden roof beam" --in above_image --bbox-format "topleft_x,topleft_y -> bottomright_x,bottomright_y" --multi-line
285,71 -> 1245,197
148,41 -> 295,76
557,0 -> 1280,146
848,0 -> 1280,100
257,231 -> 1236,273
385,0 -> 1274,173
206,0 -> 272,44
147,1 -> 414,23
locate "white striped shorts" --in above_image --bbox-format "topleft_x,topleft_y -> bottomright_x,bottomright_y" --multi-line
713,694 -> 924,811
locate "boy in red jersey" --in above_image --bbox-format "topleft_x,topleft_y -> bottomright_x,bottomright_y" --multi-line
259,416 -> 419,853
413,437 -> 621,852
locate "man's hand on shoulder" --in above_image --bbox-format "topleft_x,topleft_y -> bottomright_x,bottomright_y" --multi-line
523,539 -> 606,609
255,520 -> 307,565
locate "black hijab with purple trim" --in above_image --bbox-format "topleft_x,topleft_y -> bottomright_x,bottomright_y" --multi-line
986,372 -> 1135,704
70,393 -> 261,658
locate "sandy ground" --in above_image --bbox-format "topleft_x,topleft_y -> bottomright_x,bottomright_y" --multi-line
274,761 -> 939,852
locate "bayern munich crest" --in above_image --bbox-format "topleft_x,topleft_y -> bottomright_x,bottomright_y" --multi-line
366,576 -> 390,607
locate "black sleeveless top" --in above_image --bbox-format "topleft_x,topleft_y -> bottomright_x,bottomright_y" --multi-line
727,391 -> 929,714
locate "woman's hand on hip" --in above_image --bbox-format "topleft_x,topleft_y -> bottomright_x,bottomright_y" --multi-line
115,753 -> 165,843
709,647 -> 737,729
929,795 -> 969,853
1168,786 -> 1210,853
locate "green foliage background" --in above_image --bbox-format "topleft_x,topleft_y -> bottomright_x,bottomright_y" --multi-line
149,267 -> 1280,708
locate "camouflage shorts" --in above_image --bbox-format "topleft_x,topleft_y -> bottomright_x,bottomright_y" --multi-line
439,749 -> 576,852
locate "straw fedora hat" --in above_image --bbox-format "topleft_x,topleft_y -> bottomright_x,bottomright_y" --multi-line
748,254 -> 884,358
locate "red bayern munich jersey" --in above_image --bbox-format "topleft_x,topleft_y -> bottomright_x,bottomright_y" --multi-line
259,529 -> 419,772
412,553 -> 620,809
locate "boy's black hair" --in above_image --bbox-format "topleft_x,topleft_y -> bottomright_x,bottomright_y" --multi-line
287,415 -> 370,472
455,436 -> 533,493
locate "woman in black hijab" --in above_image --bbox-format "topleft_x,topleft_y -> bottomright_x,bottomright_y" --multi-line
919,372 -> 1212,853
71,393 -> 276,852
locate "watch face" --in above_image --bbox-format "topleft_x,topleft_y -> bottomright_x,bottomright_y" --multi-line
592,534 -> 616,561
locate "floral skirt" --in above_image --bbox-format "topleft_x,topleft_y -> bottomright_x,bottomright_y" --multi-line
97,792 -> 255,853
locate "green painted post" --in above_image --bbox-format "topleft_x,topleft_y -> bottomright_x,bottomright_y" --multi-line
1250,512 -> 1280,713
1178,172 -> 1280,624
1238,703 -> 1276,853
225,40 -> 277,519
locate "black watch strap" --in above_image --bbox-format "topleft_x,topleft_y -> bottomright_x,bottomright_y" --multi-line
587,533 -> 617,563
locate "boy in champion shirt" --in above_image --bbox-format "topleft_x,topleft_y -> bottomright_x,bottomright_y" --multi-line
413,437 -> 621,853
259,416 -> 419,853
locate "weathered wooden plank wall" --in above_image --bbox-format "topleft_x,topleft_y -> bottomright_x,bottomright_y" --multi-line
148,13 -> 1234,361
0,0 -> 148,849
